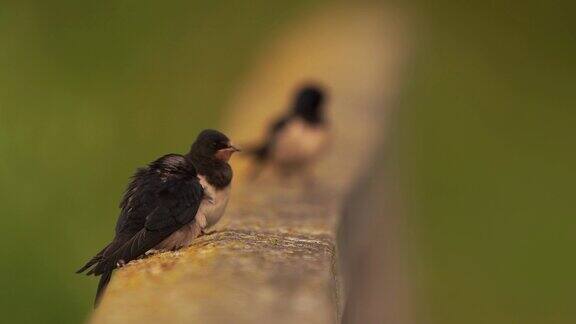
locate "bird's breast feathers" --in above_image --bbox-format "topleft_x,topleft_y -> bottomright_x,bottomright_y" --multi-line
272,118 -> 329,165
197,175 -> 231,228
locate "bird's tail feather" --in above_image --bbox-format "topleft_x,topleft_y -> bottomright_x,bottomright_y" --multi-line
76,255 -> 101,274
94,270 -> 112,307
76,242 -> 113,274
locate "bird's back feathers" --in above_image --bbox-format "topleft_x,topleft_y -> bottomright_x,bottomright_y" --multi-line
77,154 -> 203,303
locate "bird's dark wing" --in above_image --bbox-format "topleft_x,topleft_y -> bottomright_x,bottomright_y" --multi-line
76,169 -> 154,274
77,154 -> 198,275
77,160 -> 163,274
114,167 -> 159,235
115,153 -> 188,236
87,175 -> 203,276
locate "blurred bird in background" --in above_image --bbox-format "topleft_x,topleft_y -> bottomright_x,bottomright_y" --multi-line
76,130 -> 239,306
244,84 -> 330,181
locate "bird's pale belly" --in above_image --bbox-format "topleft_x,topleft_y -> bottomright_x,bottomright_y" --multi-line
272,119 -> 328,166
154,177 -> 230,250
197,184 -> 230,228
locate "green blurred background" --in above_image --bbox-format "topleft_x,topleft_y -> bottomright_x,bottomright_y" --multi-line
1,0 -> 574,323
403,0 -> 576,323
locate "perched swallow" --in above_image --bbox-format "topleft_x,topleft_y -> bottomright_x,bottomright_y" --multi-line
246,84 -> 329,178
77,129 -> 239,306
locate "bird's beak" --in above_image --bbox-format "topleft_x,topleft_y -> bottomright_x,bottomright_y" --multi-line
229,144 -> 241,152
215,144 -> 240,161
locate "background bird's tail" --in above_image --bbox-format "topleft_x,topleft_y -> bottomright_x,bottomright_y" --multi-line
94,270 -> 112,307
240,143 -> 269,180
241,142 -> 268,161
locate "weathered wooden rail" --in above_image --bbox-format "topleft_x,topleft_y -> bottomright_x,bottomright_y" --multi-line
91,4 -> 408,323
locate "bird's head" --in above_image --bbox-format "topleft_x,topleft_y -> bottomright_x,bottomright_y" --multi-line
190,129 -> 240,162
293,84 -> 326,123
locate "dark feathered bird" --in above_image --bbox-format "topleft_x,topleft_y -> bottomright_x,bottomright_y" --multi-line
77,129 -> 239,306
246,84 -> 330,178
